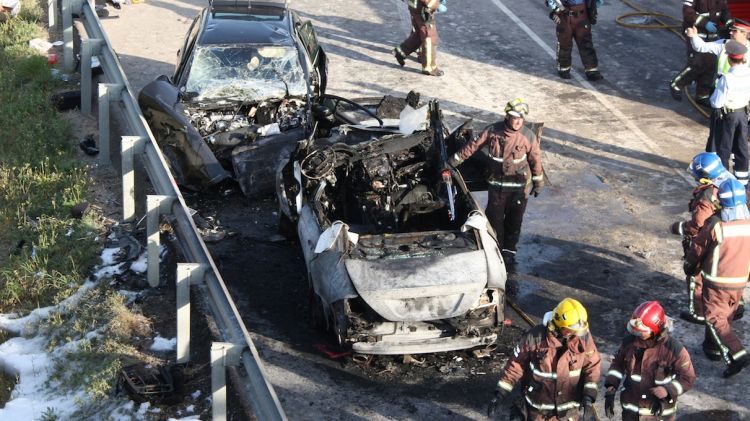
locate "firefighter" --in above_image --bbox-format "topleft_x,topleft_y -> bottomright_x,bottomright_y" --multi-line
670,0 -> 732,104
393,0 -> 443,76
669,152 -> 733,324
486,298 -> 600,421
449,99 -> 543,269
546,0 -> 603,81
604,301 -> 696,421
685,178 -> 750,377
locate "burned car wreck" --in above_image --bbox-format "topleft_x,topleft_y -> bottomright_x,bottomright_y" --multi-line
139,0 -> 327,197
277,98 -> 507,354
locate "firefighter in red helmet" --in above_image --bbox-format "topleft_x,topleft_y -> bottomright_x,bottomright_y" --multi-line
604,301 -> 696,421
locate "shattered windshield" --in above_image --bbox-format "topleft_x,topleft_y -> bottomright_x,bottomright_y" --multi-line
185,45 -> 306,102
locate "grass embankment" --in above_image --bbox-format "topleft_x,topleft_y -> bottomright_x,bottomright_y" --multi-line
0,3 -> 155,412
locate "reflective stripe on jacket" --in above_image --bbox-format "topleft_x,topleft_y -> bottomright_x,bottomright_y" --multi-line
687,217 -> 750,289
497,325 -> 601,413
604,334 -> 696,417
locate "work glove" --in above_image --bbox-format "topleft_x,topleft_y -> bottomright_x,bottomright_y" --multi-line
650,386 -> 668,400
649,398 -> 663,416
670,221 -> 683,236
683,261 -> 697,277
550,10 -> 562,25
581,396 -> 596,421
531,180 -> 544,197
486,388 -> 509,418
705,21 -> 718,33
604,388 -> 616,418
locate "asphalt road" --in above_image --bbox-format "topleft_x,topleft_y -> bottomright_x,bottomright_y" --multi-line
99,0 -> 750,419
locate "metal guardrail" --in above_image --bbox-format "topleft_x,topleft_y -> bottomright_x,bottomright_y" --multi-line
57,1 -> 287,419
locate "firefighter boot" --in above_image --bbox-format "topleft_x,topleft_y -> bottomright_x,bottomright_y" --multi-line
558,69 -> 571,79
585,69 -> 603,81
393,47 -> 406,67
703,329 -> 723,362
669,81 -> 682,101
421,68 -> 445,77
723,353 -> 750,378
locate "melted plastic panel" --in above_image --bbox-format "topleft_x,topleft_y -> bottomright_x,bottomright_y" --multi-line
185,45 -> 306,101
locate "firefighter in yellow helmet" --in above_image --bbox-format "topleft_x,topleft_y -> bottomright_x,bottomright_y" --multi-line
487,298 -> 601,421
450,98 -> 543,272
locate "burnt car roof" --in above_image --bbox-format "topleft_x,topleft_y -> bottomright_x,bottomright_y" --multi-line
200,4 -> 293,46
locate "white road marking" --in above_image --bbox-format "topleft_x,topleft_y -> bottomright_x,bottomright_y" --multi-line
489,0 -> 693,184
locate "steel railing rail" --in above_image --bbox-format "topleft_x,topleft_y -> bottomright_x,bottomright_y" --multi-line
59,1 -> 287,419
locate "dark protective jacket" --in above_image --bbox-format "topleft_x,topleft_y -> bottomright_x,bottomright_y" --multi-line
683,0 -> 732,33
683,183 -> 720,237
605,334 -> 696,418
455,122 -> 543,194
686,216 -> 750,290
496,325 -> 601,414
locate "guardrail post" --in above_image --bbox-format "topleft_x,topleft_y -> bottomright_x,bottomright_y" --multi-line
147,195 -> 176,287
121,136 -> 145,222
211,342 -> 242,421
98,83 -> 124,165
81,38 -> 104,115
48,0 -> 58,33
62,0 -> 73,72
177,263 -> 206,364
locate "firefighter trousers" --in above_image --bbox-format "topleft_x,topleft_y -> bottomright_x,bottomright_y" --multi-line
703,284 -> 746,365
399,8 -> 439,72
671,48 -> 718,100
555,5 -> 598,72
486,188 -> 527,253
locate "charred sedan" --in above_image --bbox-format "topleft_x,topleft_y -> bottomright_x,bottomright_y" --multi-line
139,0 -> 327,197
278,99 -> 507,355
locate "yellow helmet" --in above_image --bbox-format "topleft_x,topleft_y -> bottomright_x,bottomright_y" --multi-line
504,98 -> 529,118
549,298 -> 589,335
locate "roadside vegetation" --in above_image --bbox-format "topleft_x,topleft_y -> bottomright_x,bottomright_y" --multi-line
0,1 -> 158,413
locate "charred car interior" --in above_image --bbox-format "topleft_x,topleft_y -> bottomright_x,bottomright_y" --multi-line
139,0 -> 327,197
278,97 -> 507,354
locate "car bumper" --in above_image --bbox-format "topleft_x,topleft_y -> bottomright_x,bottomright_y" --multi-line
352,333 -> 498,355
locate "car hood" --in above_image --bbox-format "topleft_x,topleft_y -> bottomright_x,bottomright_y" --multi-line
343,250 -> 488,322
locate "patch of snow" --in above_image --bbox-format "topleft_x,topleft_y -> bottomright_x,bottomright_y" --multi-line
94,262 -> 126,279
185,404 -> 195,413
150,336 -> 176,352
117,290 -> 140,305
129,251 -> 148,273
100,247 -> 122,266
168,416 -> 200,421
0,280 -> 97,335
0,336 -> 85,420
190,389 -> 201,400
137,402 -> 150,415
